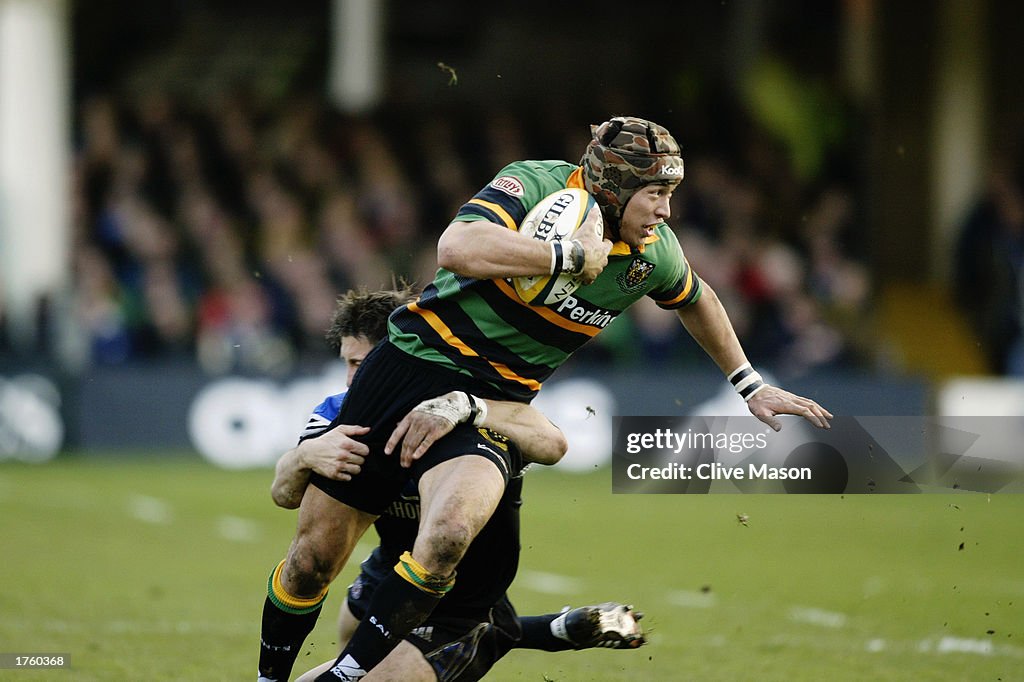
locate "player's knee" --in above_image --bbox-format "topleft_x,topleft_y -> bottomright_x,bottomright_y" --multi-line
419,517 -> 474,574
284,547 -> 338,596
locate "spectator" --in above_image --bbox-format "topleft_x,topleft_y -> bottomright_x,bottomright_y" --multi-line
954,159 -> 1024,375
72,245 -> 133,365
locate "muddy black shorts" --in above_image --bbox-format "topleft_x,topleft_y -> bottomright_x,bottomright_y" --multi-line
308,341 -> 522,515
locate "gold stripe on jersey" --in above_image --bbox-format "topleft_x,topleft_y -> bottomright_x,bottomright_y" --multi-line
493,278 -> 601,336
609,233 -> 660,257
467,199 -> 517,230
658,267 -> 697,307
566,167 -> 585,189
407,302 -> 542,392
655,266 -> 704,307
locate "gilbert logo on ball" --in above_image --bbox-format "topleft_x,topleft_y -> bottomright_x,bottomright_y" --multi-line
513,188 -> 601,307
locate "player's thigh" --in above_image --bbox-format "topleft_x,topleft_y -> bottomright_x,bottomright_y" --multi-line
363,640 -> 436,682
417,454 -> 508,530
413,455 -> 507,573
283,485 -> 376,593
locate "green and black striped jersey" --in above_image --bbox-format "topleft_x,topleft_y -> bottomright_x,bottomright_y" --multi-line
388,160 -> 703,401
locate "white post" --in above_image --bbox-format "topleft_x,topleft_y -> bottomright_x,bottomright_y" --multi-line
930,0 -> 987,283
0,0 -> 70,351
328,0 -> 384,113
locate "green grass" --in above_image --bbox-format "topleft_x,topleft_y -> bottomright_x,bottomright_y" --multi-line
0,455 -> 1021,681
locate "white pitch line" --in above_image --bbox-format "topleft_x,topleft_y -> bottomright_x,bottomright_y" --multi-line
788,606 -> 848,628
518,569 -> 583,595
773,631 -> 1024,660
216,515 -> 262,543
127,494 -> 172,524
930,636 -> 993,656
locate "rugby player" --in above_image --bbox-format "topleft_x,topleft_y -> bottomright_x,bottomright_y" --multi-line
260,117 -> 833,681
260,287 -> 644,682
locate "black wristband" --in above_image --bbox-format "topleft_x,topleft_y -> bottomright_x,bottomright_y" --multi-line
464,391 -> 479,425
551,242 -> 564,276
727,363 -> 767,401
565,240 -> 585,275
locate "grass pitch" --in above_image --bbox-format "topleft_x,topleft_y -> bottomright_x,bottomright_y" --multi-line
0,454 -> 1021,681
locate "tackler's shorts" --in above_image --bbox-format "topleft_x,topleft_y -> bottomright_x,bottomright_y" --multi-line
308,341 -> 522,515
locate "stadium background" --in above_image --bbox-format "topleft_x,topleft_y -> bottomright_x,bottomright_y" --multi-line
1,1 -> 1022,680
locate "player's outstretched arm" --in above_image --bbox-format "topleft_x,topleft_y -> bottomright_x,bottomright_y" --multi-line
270,424 -> 370,508
385,391 -> 567,467
675,281 -> 832,431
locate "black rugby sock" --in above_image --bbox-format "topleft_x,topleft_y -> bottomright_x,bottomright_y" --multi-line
258,560 -> 328,681
315,551 -> 452,680
517,614 -> 575,651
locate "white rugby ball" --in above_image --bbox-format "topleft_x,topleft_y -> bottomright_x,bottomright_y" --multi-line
513,188 -> 601,306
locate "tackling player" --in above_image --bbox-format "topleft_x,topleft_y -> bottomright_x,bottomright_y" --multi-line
260,287 -> 644,682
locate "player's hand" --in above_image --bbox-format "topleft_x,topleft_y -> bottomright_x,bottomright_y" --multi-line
301,424 -> 370,481
572,205 -> 611,285
386,392 -> 469,468
747,385 -> 833,432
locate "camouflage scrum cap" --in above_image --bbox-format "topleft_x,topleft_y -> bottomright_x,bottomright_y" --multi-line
580,116 -> 684,230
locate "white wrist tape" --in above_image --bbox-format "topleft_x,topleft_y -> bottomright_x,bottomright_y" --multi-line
728,362 -> 768,402
413,392 -> 472,425
412,392 -> 488,427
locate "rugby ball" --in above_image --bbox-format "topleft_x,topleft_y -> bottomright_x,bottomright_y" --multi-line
513,188 -> 602,306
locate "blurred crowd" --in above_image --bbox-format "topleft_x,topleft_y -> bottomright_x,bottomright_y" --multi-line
60,86 -> 874,379
954,155 -> 1024,376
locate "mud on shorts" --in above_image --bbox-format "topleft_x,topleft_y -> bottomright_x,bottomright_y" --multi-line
308,341 -> 523,515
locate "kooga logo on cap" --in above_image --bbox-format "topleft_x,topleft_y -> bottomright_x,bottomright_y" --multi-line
660,165 -> 684,176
